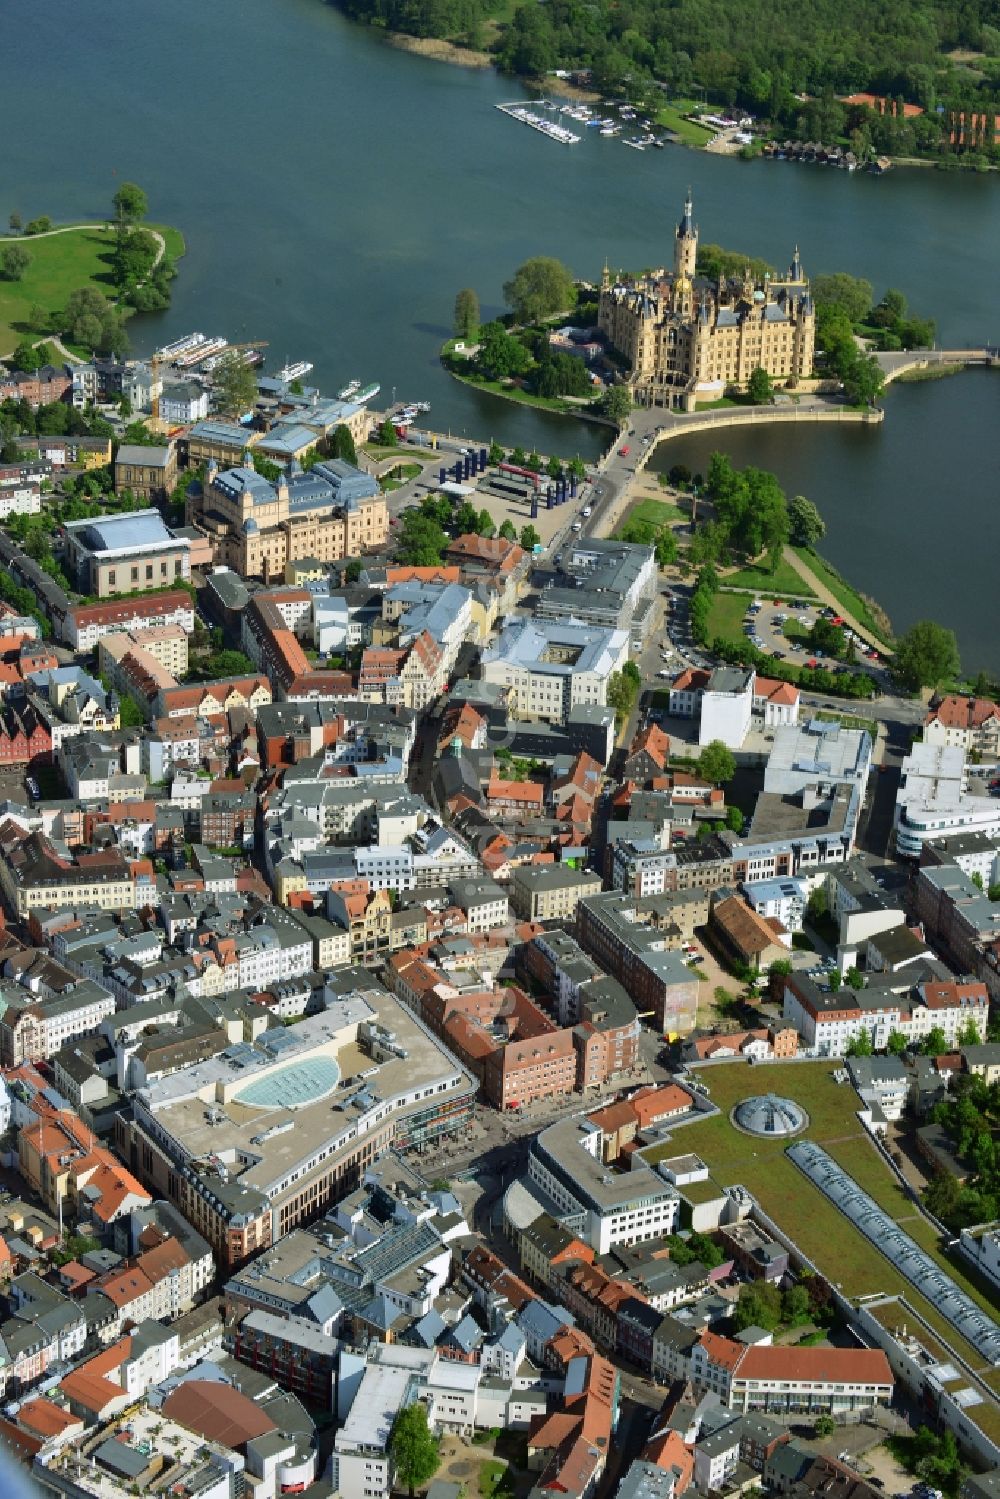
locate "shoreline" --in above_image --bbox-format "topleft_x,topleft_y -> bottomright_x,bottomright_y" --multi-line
378,28 -> 991,173
441,362 -> 619,431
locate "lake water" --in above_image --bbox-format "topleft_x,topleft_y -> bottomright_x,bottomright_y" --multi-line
5,0 -> 999,661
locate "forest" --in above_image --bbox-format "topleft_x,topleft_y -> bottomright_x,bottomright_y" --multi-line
332,0 -> 1000,160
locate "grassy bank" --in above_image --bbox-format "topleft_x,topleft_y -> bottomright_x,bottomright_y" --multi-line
792,546 -> 893,648
654,100 -> 715,146
723,557 -> 816,597
0,222 -> 185,356
892,363 -> 963,384
615,496 -> 687,534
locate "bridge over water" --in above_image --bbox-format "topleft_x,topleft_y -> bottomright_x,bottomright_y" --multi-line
876,346 -> 998,382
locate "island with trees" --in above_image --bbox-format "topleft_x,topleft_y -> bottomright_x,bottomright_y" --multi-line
0,183 -> 184,360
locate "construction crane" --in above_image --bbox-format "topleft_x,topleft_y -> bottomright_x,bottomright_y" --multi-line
150,340 -> 269,428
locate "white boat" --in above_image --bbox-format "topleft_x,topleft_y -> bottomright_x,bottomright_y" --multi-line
338,379 -> 361,399
156,332 -> 206,361
277,360 -> 314,382
177,336 -> 227,367
353,382 -> 380,404
623,139 -> 645,150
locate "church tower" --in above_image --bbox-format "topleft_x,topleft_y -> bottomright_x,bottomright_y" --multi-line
674,189 -> 697,279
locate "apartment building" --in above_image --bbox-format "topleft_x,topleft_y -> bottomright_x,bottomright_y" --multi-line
690,1331 -> 893,1415
576,889 -> 704,1035
510,864 -> 603,923
63,591 -> 195,652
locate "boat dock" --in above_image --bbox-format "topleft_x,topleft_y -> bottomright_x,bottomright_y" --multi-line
496,103 -> 580,144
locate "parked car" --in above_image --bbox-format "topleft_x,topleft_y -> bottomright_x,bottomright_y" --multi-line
619,445 -> 631,456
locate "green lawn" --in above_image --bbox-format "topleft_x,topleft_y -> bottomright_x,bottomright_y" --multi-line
783,618 -> 811,642
695,397 -> 740,411
705,589 -> 755,644
655,100 -> 715,145
617,496 -> 687,534
639,1061 -> 999,1375
792,547 -> 893,649
723,558 -> 816,598
0,222 -> 185,355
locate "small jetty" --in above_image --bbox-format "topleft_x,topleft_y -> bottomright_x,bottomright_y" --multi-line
496,102 -> 580,144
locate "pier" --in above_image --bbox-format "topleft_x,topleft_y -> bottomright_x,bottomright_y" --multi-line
496,103 -> 580,145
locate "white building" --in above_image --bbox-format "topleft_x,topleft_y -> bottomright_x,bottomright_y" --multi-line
743,876 -> 807,933
699,667 -> 754,748
160,381 -> 210,425
524,1113 -> 679,1255
894,741 -> 1000,859
0,480 -> 41,519
481,617 -> 629,726
690,1332 -> 893,1415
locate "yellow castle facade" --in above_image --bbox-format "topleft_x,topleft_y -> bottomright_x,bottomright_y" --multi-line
598,192 -> 815,409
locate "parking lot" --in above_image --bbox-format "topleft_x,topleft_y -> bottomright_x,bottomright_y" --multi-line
743,597 -> 885,677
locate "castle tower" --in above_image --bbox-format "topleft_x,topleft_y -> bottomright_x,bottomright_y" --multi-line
789,245 -> 805,283
674,189 -> 697,279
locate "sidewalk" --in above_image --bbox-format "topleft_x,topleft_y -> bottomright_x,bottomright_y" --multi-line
782,548 -> 894,658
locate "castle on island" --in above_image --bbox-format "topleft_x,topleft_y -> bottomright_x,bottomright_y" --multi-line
598,191 -> 816,409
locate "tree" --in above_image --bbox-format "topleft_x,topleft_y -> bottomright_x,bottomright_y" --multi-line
846,1029 -> 873,1056
526,452 -> 542,473
24,216 -> 52,236
843,352 -> 885,407
546,454 -> 563,480
390,1402 -> 440,1498
787,494 -> 826,546
454,287 -> 480,341
208,348 -> 257,418
61,287 -> 128,357
568,455 -> 586,482
923,1026 -> 948,1056
330,424 -> 358,465
113,181 -> 148,224
111,226 -> 159,292
520,524 -> 540,550
844,966 -> 865,990
0,245 -> 31,281
8,213 -> 21,234
828,970 -> 841,993
503,256 -> 576,324
498,519 -> 517,541
957,1017 -> 981,1047
378,417 -> 398,447
747,366 -> 774,405
814,1414 -> 837,1439
397,511 -> 447,567
725,805 -> 744,832
732,1280 -> 782,1332
601,385 -> 631,424
894,619 -> 960,692
477,507 -> 495,537
476,322 -> 531,381
887,1030 -> 908,1055
812,273 -> 873,324
488,440 -> 504,466
654,529 -> 677,567
971,871 -> 984,891
699,740 -> 736,784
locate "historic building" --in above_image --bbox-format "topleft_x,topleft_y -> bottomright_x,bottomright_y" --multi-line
187,458 -> 388,582
598,192 -> 815,409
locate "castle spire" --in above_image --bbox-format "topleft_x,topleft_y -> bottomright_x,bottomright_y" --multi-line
674,188 -> 697,279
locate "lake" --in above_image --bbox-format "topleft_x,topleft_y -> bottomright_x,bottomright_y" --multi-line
4,0 -> 999,661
